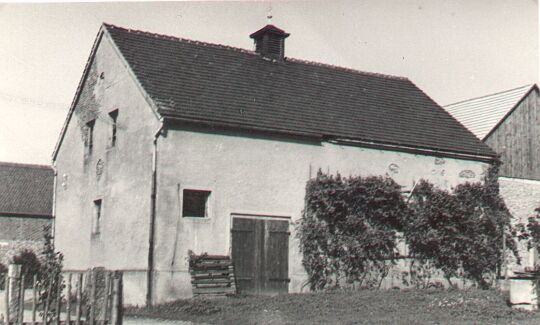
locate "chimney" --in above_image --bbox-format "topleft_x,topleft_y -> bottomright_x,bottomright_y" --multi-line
250,25 -> 290,61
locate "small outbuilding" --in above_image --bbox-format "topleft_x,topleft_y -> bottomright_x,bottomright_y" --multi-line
0,162 -> 53,265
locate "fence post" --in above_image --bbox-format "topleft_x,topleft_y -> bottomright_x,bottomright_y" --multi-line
18,274 -> 25,325
75,273 -> 82,325
66,274 -> 72,325
7,265 -> 22,324
89,270 -> 96,325
3,272 -> 9,325
32,275 -> 37,325
110,272 -> 123,325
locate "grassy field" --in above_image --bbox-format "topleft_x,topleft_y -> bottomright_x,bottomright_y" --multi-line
125,288 -> 540,325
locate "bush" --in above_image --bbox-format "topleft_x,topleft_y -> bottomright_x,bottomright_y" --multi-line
11,249 -> 42,288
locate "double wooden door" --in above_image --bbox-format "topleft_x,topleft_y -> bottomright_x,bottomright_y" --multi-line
231,216 -> 290,295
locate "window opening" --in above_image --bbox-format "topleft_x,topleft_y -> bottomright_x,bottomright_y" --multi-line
182,190 -> 211,218
109,110 -> 118,146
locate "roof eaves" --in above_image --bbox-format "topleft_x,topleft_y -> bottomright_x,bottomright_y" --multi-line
329,137 -> 497,163
162,115 -> 324,140
0,161 -> 53,170
0,212 -> 53,219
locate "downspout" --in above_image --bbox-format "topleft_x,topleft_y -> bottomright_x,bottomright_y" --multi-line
51,161 -> 58,247
147,122 -> 164,307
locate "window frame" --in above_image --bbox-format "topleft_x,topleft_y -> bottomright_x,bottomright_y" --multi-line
181,188 -> 212,219
85,119 -> 96,155
92,199 -> 103,237
109,109 -> 119,147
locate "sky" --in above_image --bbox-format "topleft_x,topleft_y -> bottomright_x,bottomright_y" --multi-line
0,0 -> 538,165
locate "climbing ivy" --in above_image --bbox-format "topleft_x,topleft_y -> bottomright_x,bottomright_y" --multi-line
297,170 -> 407,290
404,179 -> 516,288
298,165 -> 517,291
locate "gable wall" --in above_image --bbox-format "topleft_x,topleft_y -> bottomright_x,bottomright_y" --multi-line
152,128 -> 490,303
485,89 -> 540,180
54,31 -> 160,304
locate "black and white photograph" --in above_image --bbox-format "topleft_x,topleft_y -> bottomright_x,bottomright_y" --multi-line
0,1 -> 538,324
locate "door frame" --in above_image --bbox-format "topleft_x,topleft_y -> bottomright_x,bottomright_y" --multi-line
229,212 -> 291,295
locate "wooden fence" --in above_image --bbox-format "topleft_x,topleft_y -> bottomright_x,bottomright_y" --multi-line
0,265 -> 122,325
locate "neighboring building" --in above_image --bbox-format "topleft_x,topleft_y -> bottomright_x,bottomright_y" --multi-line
0,162 -> 54,265
53,23 -> 496,305
445,84 -> 540,272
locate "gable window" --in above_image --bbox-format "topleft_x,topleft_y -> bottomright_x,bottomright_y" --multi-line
182,190 -> 211,218
109,109 -> 118,147
85,119 -> 95,154
93,199 -> 102,236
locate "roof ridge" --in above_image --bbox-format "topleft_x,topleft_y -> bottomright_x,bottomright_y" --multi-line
444,84 -> 534,107
103,23 -> 257,56
286,58 -> 408,81
103,23 -> 408,82
0,161 -> 53,170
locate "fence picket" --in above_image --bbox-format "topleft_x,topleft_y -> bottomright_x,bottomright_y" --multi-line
55,277 -> 61,325
76,274 -> 82,325
101,273 -> 111,325
66,274 -> 72,325
19,274 -> 25,325
32,275 -> 37,325
89,271 -> 96,325
4,277 -> 9,325
0,267 -> 123,325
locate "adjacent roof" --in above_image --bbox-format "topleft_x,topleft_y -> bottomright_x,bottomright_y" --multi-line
0,162 -> 54,217
444,84 -> 535,140
55,23 -> 496,161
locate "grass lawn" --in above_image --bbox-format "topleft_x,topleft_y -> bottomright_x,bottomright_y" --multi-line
125,288 -> 540,325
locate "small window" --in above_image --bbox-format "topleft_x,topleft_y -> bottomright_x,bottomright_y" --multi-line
93,199 -> 102,235
109,110 -> 118,147
182,190 -> 211,218
86,119 -> 95,154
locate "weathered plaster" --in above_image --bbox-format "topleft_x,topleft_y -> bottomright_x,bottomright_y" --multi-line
152,127 -> 490,303
54,33 -> 160,305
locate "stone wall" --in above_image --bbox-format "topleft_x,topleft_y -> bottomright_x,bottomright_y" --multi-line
499,177 -> 540,273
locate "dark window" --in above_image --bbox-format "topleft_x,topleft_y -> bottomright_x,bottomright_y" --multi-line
109,110 -> 118,146
86,120 -> 95,154
182,190 -> 210,218
93,199 -> 102,235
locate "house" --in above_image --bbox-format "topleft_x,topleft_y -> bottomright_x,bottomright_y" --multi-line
0,162 -> 53,265
445,84 -> 540,272
52,23 -> 496,305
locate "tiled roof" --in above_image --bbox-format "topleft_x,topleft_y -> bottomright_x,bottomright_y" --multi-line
103,24 -> 495,159
0,162 -> 54,217
444,85 -> 535,140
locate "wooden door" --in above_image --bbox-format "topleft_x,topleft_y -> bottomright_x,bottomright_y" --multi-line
231,216 -> 289,295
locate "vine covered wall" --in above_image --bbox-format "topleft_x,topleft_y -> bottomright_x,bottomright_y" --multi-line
298,167 -> 517,290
